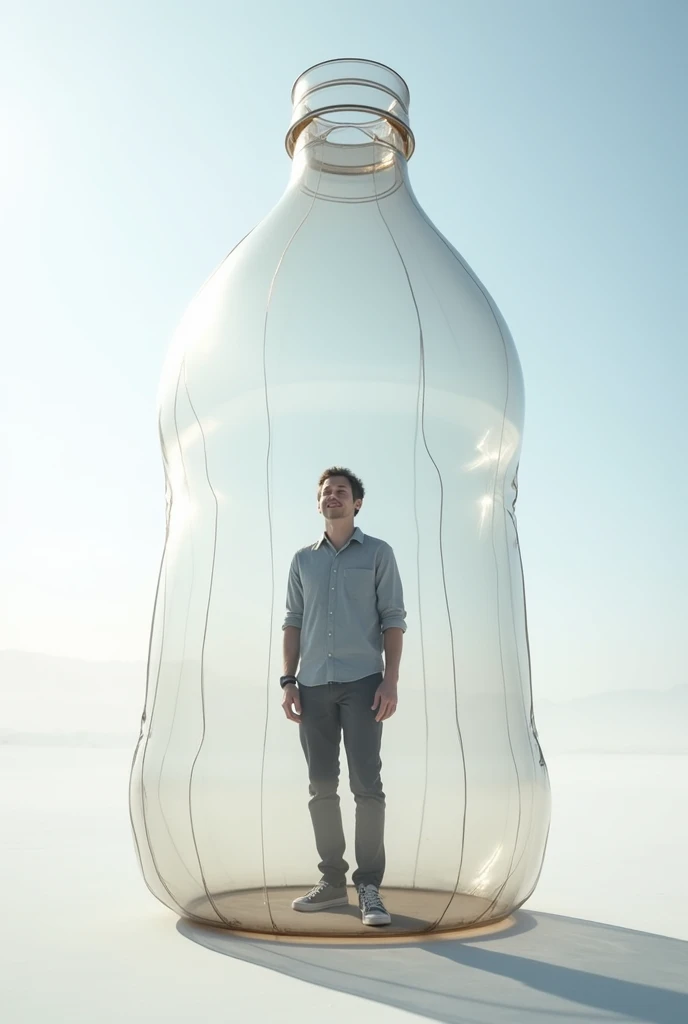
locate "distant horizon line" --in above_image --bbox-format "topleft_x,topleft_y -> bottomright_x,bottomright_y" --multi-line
1,648 -> 684,701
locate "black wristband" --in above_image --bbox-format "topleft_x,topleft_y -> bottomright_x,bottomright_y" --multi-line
280,675 -> 298,689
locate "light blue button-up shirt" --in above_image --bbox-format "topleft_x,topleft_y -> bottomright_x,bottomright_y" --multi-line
282,526 -> 407,686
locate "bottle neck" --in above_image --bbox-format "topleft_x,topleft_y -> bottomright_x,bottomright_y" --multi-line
288,116 -> 411,202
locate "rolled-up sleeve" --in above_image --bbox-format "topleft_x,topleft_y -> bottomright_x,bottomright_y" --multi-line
282,555 -> 304,630
375,544 -> 407,633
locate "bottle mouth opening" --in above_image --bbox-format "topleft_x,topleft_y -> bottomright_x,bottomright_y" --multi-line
285,59 -> 414,160
286,107 -> 414,160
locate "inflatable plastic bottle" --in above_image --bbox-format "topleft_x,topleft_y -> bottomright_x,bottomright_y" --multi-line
129,58 -> 550,937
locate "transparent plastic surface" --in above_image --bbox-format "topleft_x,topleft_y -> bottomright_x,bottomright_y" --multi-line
129,59 -> 550,936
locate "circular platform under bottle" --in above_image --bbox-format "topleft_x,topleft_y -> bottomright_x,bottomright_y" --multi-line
183,886 -> 514,939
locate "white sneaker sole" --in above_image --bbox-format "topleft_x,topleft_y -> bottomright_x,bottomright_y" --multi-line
292,895 -> 349,913
362,912 -> 392,926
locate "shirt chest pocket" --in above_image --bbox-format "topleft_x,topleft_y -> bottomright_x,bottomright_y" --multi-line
343,567 -> 375,600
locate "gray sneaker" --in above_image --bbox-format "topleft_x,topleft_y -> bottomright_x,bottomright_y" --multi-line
291,882 -> 349,913
358,884 -> 391,926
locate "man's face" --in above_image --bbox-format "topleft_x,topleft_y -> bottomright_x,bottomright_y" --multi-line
318,476 -> 361,520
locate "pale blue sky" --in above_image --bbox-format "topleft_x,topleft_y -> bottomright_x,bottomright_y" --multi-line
1,0 -> 685,699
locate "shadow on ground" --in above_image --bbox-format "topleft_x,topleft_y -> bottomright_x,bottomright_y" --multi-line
177,911 -> 688,1024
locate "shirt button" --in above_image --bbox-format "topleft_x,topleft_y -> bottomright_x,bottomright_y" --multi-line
328,653 -> 332,658
334,569 -> 337,573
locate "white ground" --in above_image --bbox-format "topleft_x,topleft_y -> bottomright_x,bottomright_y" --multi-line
2,746 -> 687,1023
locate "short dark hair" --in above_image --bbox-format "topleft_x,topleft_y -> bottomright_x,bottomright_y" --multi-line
317,467 -> 365,516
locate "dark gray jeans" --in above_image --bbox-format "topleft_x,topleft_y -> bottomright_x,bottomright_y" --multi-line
298,674 -> 385,889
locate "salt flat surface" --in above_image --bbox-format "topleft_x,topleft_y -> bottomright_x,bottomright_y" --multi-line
2,746 -> 687,1023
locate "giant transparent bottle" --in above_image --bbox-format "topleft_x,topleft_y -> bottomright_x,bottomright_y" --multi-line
129,59 -> 551,937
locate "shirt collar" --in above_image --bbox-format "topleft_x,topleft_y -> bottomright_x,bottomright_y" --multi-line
315,526 -> 365,550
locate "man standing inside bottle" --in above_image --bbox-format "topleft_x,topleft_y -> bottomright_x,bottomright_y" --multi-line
280,467 -> 406,927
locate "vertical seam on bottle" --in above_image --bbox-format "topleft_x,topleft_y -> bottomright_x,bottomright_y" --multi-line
183,358 -> 231,925
410,249 -> 430,890
473,368 -> 525,924
510,495 -> 547,768
260,172 -> 324,932
371,164 -> 468,932
153,367 -> 206,893
494,497 -> 549,904
515,508 -> 553,890
130,366 -> 193,919
410,334 -> 431,892
127,417 -> 165,877
370,148 -> 430,895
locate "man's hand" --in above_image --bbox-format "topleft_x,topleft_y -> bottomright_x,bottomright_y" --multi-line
282,682 -> 302,723
372,676 -> 398,722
